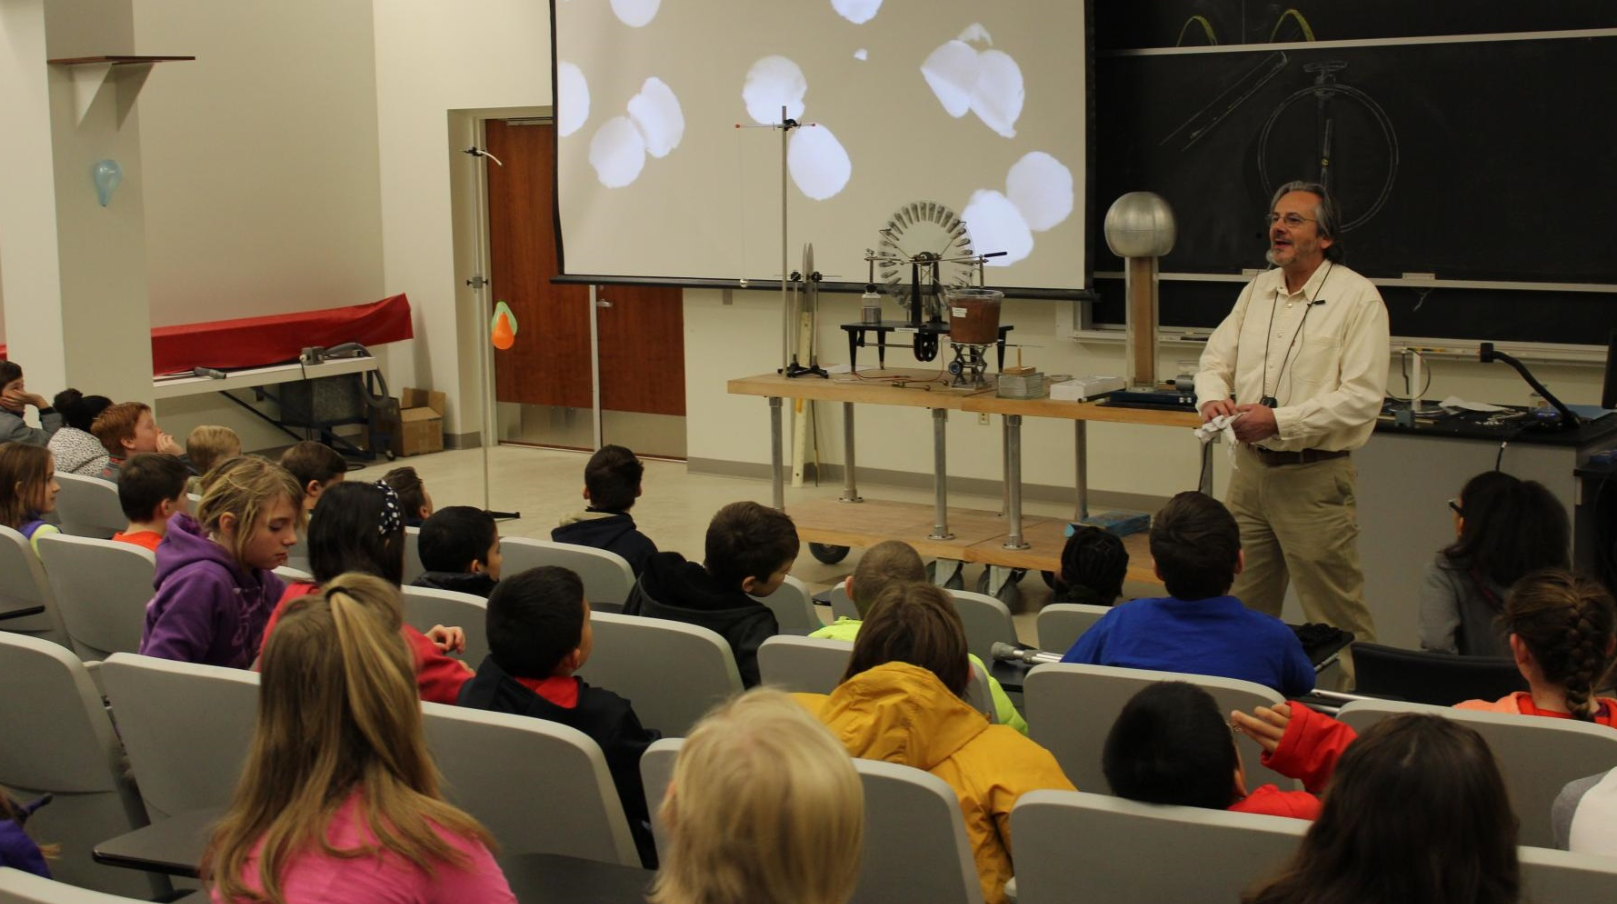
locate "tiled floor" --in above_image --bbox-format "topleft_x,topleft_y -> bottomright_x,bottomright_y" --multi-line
350,444 -> 1164,648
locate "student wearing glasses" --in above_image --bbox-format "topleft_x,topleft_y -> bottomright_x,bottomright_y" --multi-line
1193,180 -> 1390,684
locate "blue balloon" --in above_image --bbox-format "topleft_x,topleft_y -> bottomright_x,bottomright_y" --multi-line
92,159 -> 122,207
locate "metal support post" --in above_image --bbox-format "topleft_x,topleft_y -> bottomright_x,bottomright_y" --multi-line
839,401 -> 862,502
1004,414 -> 1029,549
928,407 -> 954,540
769,397 -> 785,511
1073,420 -> 1090,522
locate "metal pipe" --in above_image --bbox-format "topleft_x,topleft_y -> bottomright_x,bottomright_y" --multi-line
1004,414 -> 1029,549
839,401 -> 862,502
1073,420 -> 1090,522
928,407 -> 953,539
770,397 -> 785,511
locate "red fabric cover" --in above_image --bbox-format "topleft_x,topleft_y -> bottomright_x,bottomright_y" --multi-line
149,294 -> 413,376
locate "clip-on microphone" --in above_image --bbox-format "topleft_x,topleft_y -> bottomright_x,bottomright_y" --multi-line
1479,342 -> 1581,431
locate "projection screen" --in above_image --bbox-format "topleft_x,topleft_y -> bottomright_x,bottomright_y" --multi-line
552,0 -> 1091,294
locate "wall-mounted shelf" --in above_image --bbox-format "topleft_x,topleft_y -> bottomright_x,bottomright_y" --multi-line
47,55 -> 193,127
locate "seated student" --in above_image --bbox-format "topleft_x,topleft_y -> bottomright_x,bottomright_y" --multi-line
1243,714 -> 1520,904
0,362 -> 61,447
262,481 -> 473,704
0,792 -> 52,878
552,444 -> 658,576
1051,525 -> 1129,606
1420,470 -> 1570,656
203,573 -> 516,904
1106,682 -> 1350,821
0,444 -> 61,553
795,582 -> 1074,904
111,453 -> 192,551
1061,491 -> 1315,698
141,456 -> 301,668
279,440 -> 346,513
651,688 -> 862,904
46,389 -> 112,476
411,505 -> 501,598
91,401 -> 184,482
459,566 -> 660,867
811,539 -> 1028,734
185,425 -> 242,495
381,465 -> 432,527
624,500 -> 796,688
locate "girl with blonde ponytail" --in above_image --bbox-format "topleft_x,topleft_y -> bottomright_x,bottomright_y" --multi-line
204,573 -> 515,904
1455,569 -> 1617,724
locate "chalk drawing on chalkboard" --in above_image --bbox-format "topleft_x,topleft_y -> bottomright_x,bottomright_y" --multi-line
1257,61 -> 1399,233
1160,51 -> 1289,151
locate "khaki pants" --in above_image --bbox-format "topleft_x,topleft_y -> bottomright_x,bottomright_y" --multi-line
1226,445 -> 1376,687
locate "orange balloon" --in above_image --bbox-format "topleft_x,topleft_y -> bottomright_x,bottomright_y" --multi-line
491,312 -> 516,350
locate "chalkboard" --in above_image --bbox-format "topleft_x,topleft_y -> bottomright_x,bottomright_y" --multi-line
1088,3 -> 1617,344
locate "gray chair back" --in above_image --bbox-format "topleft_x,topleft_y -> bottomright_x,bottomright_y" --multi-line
1337,698 -> 1617,848
0,636 -> 160,897
421,702 -> 640,866
949,589 -> 1020,664
502,537 -> 636,605
0,867 -> 161,903
99,653 -> 260,821
641,739 -> 983,904
403,525 -> 425,584
751,574 -> 822,632
0,526 -> 67,647
53,474 -> 124,540
35,534 -> 155,661
1010,789 -> 1305,904
829,582 -> 858,620
1036,602 -> 1111,654
399,585 -> 488,668
1520,844 -> 1617,901
1023,663 -> 1292,794
577,612 -> 742,736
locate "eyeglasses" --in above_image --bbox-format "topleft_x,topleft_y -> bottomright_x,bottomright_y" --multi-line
1265,213 -> 1316,228
1448,498 -> 1464,516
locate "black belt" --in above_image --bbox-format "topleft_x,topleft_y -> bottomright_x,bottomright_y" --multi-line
1250,447 -> 1350,467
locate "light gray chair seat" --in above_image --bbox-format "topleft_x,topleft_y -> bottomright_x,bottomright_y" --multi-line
641,739 -> 984,904
0,526 -> 68,647
52,474 -> 124,540
751,574 -> 822,632
34,534 -> 156,661
1337,698 -> 1617,848
577,612 -> 742,737
421,702 -> 640,866
1010,789 -> 1306,904
501,537 -> 636,605
1035,602 -> 1111,654
1023,662 -> 1293,794
399,585 -> 488,668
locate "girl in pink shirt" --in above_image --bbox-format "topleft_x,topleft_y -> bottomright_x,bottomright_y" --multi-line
204,572 -> 515,904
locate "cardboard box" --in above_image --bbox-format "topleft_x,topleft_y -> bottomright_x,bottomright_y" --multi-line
387,388 -> 445,457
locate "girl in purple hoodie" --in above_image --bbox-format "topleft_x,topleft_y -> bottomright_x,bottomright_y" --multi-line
139,455 -> 303,669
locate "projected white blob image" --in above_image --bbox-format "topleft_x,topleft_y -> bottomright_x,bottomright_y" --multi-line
788,125 -> 852,200
854,48 -> 868,61
970,50 -> 1024,138
1006,152 -> 1073,231
743,56 -> 808,125
609,0 -> 660,27
556,62 -> 590,138
589,116 -> 647,188
921,41 -> 977,118
627,77 -> 684,158
961,190 -> 1033,265
831,0 -> 883,25
957,23 -> 992,43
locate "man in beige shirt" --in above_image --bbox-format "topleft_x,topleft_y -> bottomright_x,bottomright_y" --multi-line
1195,181 -> 1389,670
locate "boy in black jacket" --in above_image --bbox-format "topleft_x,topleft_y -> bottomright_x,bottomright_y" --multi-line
622,500 -> 798,688
458,566 -> 660,867
411,506 -> 501,598
552,444 -> 658,576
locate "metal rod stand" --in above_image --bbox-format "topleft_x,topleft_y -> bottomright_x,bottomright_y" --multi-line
1073,420 -> 1090,522
1003,414 -> 1029,550
839,401 -> 862,502
928,407 -> 953,540
770,397 -> 785,511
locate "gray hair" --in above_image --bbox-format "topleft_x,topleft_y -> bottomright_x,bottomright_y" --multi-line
1269,180 -> 1344,262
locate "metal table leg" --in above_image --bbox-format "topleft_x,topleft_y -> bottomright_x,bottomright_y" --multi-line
1073,420 -> 1090,522
1004,415 -> 1029,549
928,407 -> 954,540
839,402 -> 862,503
769,397 -> 785,511
1199,441 -> 1215,495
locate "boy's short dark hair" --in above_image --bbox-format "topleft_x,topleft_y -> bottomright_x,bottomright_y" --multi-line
1058,526 -> 1129,606
488,566 -> 586,679
418,505 -> 497,574
1103,682 -> 1237,810
849,540 -> 925,617
703,501 -> 800,589
585,445 -> 644,512
1149,491 -> 1241,601
278,441 -> 346,488
117,453 -> 192,522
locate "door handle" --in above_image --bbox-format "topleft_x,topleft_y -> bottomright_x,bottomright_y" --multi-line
596,299 -> 613,308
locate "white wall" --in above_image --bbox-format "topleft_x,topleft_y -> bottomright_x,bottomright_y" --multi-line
371,0 -> 551,437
